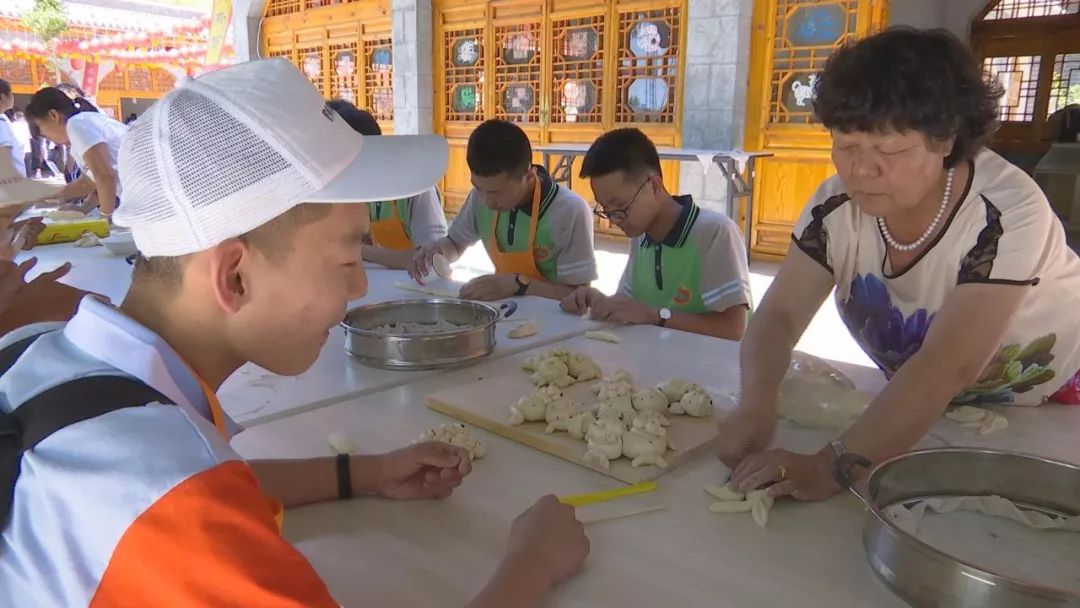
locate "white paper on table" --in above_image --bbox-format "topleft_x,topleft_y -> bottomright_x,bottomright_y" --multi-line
0,161 -> 64,207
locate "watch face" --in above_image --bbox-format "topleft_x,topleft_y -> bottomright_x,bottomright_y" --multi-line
659,307 -> 673,320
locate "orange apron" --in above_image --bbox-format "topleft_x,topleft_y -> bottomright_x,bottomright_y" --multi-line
370,200 -> 414,251
190,367 -> 286,532
484,179 -> 543,280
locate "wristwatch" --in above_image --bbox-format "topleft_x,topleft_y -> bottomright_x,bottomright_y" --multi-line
514,274 -> 531,296
657,307 -> 673,327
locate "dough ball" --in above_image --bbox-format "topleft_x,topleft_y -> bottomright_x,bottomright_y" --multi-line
508,320 -> 539,339
632,388 -> 669,414
658,378 -> 693,404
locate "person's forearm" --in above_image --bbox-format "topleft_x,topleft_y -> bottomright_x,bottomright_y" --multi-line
466,553 -> 551,608
665,308 -> 746,340
525,279 -> 578,301
840,352 -> 973,464
55,176 -> 95,201
440,236 -> 465,263
738,307 -> 799,412
248,455 -> 381,508
94,174 -> 118,216
362,244 -> 414,270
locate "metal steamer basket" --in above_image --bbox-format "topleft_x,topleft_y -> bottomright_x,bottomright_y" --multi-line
341,298 -> 517,370
835,448 -> 1080,607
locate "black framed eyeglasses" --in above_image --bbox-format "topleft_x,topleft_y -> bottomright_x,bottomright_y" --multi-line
593,177 -> 651,222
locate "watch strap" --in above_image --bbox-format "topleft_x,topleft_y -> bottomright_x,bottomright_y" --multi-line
336,453 -> 353,500
514,274 -> 529,296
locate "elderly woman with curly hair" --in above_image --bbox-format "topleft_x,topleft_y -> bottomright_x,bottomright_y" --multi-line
719,27 -> 1080,501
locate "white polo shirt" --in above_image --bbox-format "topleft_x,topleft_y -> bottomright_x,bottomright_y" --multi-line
0,114 -> 26,178
66,112 -> 127,194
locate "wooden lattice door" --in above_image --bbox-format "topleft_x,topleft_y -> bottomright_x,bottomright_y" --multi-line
744,0 -> 888,258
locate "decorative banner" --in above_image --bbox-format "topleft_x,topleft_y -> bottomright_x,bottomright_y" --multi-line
57,58 -> 116,96
206,0 -> 233,66
82,63 -> 101,97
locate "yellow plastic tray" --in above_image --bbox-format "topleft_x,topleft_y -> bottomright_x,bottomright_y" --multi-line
36,219 -> 109,245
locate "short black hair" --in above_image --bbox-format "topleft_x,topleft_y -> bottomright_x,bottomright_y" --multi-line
26,87 -> 99,121
579,128 -> 662,180
328,99 -> 382,136
813,27 -> 1002,168
466,119 -> 532,178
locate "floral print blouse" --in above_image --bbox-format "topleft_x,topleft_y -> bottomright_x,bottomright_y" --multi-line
793,149 -> 1080,405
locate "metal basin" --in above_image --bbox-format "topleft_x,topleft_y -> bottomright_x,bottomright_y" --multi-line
837,448 -> 1080,607
341,298 -> 514,370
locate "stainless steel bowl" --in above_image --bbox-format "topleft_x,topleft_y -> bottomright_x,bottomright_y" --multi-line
837,448 -> 1080,607
341,298 -> 514,370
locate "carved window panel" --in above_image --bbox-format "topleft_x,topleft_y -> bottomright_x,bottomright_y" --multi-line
265,0 -> 303,17
494,23 -> 541,122
365,38 -> 394,121
298,45 -> 328,93
330,42 -> 360,106
552,15 -> 604,124
34,61 -> 53,88
768,0 -> 859,125
151,69 -> 175,93
1048,53 -> 1080,117
128,67 -> 152,92
444,28 -> 485,122
984,55 -> 1042,122
99,67 -> 124,91
983,0 -> 1078,20
616,7 -> 682,123
0,59 -> 32,86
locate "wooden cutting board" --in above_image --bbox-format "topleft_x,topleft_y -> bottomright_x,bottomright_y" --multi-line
427,355 -> 730,484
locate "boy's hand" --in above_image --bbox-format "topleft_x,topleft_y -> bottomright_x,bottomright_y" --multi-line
374,442 -> 472,500
559,287 -> 604,315
590,294 -> 657,325
505,495 -> 589,588
460,274 -> 517,301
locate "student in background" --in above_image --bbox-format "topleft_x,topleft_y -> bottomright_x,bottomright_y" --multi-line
26,88 -> 126,218
328,99 -> 448,270
410,119 -> 597,300
0,79 -> 26,178
562,128 -> 751,340
11,111 -> 32,177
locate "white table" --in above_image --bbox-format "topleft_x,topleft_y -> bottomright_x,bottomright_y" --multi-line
218,268 -> 605,425
16,241 -> 134,304
535,144 -> 772,258
231,325 -> 930,607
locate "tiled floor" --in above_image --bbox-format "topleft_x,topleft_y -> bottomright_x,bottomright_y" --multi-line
451,236 -> 876,368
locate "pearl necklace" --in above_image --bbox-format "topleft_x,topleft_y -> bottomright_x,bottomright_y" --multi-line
877,167 -> 956,252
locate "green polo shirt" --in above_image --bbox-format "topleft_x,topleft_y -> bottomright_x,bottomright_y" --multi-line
618,195 -> 751,313
447,165 -> 597,284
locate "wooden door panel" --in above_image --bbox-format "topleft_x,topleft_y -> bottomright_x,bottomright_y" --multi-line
751,154 -> 834,256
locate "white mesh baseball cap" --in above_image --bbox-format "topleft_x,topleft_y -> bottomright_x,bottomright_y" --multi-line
114,58 -> 448,257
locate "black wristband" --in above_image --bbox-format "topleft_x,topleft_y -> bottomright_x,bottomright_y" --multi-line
336,453 -> 353,500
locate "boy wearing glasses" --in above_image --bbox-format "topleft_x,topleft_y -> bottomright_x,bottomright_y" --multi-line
561,128 -> 751,340
410,119 -> 597,301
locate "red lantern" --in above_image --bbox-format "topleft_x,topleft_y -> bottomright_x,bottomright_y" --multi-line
69,56 -> 85,70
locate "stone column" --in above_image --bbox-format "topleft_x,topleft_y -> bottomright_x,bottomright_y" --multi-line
230,0 -> 266,63
678,0 -> 753,216
392,0 -> 434,135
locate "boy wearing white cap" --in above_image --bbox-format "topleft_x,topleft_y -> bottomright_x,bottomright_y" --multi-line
0,59 -> 587,607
